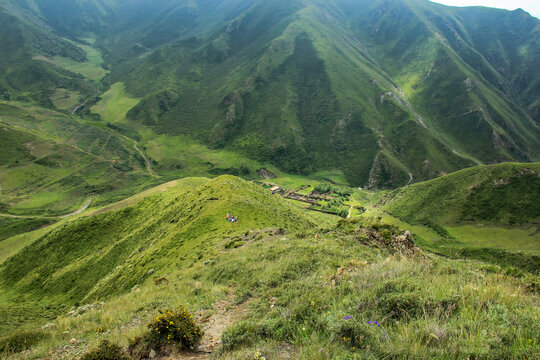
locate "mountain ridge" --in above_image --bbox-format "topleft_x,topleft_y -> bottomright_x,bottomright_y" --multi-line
1,0 -> 539,191
0,172 -> 538,358
1,2 -> 540,358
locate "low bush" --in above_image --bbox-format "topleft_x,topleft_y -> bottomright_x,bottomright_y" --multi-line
321,199 -> 349,217
130,305 -> 203,358
376,293 -> 424,320
147,306 -> 202,349
221,320 -> 260,351
81,340 -> 130,360
333,187 -> 351,197
332,320 -> 379,352
314,183 -> 333,193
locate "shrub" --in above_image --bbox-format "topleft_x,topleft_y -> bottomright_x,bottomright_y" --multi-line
320,200 -> 349,218
81,340 -> 130,360
314,183 -> 333,193
332,320 -> 378,352
221,320 -> 259,351
376,293 -> 424,320
336,207 -> 349,218
522,274 -> 540,294
333,187 -> 351,197
146,306 -> 203,350
240,164 -> 251,175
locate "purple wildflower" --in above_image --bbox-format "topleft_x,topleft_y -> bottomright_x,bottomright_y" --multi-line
344,316 -> 352,320
367,320 -> 380,327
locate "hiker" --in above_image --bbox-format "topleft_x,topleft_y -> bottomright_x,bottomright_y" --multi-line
226,213 -> 230,220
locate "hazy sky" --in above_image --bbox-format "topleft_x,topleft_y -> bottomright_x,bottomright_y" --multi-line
430,0 -> 540,19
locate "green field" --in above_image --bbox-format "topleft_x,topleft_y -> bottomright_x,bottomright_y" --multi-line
49,88 -> 82,110
446,224 -> 540,253
0,101 -> 157,219
32,38 -> 107,81
90,83 -> 141,123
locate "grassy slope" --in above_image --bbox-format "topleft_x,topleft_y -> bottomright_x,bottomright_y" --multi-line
375,162 -> 540,272
380,162 -> 540,226
0,176 -> 538,359
0,101 -> 157,217
50,39 -> 107,81
90,83 -> 139,123
98,0 -> 539,189
0,3 -> 99,107
0,176 -> 330,335
0,176 -> 329,302
117,0 -> 474,187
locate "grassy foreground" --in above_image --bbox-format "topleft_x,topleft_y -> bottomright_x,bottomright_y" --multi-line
0,176 -> 538,359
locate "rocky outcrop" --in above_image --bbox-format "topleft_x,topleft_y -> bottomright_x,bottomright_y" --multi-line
256,168 -> 277,179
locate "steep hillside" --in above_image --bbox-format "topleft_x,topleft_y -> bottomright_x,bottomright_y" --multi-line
2,0 -> 538,188
336,0 -> 540,164
379,162 -> 540,226
0,1 -> 99,107
0,176 -> 328,304
0,176 -> 539,359
427,4 -> 540,123
0,101 -> 157,217
109,0 -> 540,187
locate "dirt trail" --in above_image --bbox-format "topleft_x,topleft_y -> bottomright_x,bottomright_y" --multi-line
71,100 -> 88,115
165,296 -> 249,360
132,142 -> 158,178
59,199 -> 92,218
0,198 -> 92,219
70,100 -> 158,178
406,172 -> 413,186
112,131 -> 158,178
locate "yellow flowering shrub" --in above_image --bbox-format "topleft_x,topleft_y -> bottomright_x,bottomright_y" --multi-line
146,305 -> 203,350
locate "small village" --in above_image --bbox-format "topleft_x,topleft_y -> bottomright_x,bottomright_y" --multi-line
254,180 -> 359,217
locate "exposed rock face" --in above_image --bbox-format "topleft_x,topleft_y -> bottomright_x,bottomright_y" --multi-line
340,219 -> 425,258
390,231 -> 424,258
257,168 -> 277,180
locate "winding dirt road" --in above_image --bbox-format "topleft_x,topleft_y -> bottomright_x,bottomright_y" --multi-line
0,198 -> 92,220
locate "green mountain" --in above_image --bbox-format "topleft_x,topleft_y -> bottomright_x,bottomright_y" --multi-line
380,162 -> 540,226
375,162 -> 540,273
0,0 -> 98,106
1,1 -> 540,358
1,175 -> 538,359
1,0 -> 539,191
